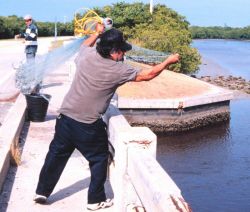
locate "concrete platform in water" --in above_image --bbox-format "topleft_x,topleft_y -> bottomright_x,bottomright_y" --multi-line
117,62 -> 233,133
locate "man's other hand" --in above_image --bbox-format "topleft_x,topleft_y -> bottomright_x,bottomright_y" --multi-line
14,34 -> 21,39
96,23 -> 105,35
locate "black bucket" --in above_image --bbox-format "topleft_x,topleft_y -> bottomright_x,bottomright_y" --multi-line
25,93 -> 51,122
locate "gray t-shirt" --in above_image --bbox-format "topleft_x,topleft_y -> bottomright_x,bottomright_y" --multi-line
59,44 -> 140,123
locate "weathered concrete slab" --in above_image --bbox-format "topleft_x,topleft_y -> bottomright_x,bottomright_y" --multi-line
116,62 -> 233,133
117,68 -> 233,109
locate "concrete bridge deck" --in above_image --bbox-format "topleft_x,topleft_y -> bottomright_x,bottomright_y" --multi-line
0,64 -> 114,212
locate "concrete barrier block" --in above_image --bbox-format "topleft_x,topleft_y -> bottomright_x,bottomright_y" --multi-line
104,104 -> 190,211
128,147 -> 185,212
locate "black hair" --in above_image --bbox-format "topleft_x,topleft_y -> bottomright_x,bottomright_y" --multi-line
96,28 -> 131,58
96,41 -> 119,58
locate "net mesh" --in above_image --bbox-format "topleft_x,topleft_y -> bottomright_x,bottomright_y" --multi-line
127,45 -> 169,64
15,37 -> 86,94
14,38 -> 169,94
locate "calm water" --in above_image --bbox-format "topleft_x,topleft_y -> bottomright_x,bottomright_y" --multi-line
192,39 -> 250,80
157,40 -> 250,212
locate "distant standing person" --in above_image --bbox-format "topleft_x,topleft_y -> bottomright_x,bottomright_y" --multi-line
15,14 -> 38,61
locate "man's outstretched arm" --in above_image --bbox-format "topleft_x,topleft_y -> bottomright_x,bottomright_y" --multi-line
134,53 -> 180,82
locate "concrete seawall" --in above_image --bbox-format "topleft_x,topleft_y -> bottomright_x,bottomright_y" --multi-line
117,62 -> 233,133
121,101 -> 230,133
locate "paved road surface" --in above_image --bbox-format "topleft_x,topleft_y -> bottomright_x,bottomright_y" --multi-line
0,43 -> 114,211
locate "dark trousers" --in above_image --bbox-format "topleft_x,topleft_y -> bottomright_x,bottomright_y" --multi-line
36,114 -> 109,204
25,45 -> 37,60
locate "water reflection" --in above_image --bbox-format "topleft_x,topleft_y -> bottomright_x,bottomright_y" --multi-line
157,122 -> 232,185
156,99 -> 250,211
157,122 -> 231,154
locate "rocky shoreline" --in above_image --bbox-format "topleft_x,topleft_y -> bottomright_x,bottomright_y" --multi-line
196,75 -> 250,94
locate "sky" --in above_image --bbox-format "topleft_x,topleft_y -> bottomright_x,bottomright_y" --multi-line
0,0 -> 250,27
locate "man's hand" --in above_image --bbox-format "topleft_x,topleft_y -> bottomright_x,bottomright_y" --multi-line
166,53 -> 180,64
135,53 -> 180,82
95,23 -> 105,35
14,34 -> 21,39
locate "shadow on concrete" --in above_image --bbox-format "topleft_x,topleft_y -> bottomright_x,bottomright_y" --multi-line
47,178 -> 90,204
41,83 -> 63,89
0,166 -> 17,212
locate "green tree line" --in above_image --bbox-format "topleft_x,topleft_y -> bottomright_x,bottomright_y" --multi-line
0,3 -> 202,73
0,15 -> 74,39
190,26 -> 250,40
95,2 -> 201,73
